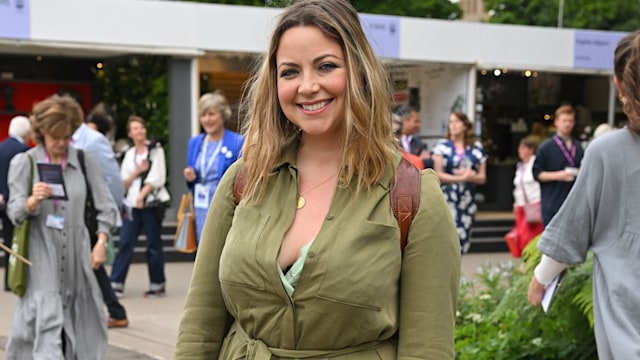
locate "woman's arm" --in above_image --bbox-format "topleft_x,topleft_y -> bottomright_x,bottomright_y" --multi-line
467,161 -> 487,185
432,154 -> 465,184
175,162 -> 241,358
137,146 -> 166,207
143,146 -> 167,189
398,170 -> 461,359
528,255 -> 567,305
184,136 -> 199,187
7,152 -> 39,223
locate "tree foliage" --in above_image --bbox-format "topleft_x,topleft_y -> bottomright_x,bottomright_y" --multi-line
186,0 -> 462,20
96,56 -> 169,145
485,0 -> 640,31
351,0 -> 461,19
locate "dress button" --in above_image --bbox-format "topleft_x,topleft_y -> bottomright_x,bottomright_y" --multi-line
326,215 -> 334,220
308,251 -> 315,258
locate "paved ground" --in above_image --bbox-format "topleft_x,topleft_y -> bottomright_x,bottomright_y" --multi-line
0,252 -> 515,359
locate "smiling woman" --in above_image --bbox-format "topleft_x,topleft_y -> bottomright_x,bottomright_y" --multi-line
175,0 -> 461,359
183,91 -> 244,243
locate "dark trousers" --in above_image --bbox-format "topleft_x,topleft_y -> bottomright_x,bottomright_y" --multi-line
94,265 -> 127,320
1,211 -> 13,291
111,207 -> 166,286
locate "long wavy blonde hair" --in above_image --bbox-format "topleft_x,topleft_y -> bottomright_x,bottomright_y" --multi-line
239,0 -> 395,202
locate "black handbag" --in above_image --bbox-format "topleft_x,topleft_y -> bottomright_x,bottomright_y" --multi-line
77,150 -> 98,247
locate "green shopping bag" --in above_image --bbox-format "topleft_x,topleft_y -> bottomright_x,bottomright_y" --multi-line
8,219 -> 30,297
8,154 -> 33,297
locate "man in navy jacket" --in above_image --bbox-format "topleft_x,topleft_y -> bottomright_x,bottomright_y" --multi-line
0,116 -> 31,291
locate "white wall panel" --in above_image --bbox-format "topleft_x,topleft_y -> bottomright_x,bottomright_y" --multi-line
8,0 -> 616,74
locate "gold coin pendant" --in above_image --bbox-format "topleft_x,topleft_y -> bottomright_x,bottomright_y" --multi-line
296,196 -> 306,209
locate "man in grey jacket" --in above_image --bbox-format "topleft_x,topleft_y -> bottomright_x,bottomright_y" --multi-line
72,111 -> 129,328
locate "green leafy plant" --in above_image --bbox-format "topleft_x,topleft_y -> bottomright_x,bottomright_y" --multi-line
455,237 -> 596,359
96,55 -> 169,146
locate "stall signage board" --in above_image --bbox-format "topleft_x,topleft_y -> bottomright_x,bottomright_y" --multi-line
0,0 -> 30,40
360,14 -> 400,59
573,30 -> 626,71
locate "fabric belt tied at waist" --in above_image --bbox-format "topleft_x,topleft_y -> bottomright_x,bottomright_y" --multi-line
230,322 -> 388,359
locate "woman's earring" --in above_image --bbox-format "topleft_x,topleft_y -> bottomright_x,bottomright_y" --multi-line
619,95 -> 628,105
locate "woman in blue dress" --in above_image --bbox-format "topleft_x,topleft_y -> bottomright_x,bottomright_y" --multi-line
432,112 -> 487,253
184,91 -> 244,244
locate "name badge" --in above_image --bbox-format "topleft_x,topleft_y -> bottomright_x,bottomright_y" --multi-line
46,215 -> 65,230
194,183 -> 210,209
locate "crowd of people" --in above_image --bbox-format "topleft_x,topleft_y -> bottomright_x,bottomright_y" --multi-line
0,0 -> 637,358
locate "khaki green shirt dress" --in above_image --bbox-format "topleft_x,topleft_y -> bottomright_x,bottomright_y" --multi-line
176,142 -> 461,359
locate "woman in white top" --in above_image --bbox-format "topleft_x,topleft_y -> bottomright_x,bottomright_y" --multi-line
511,135 -> 543,257
110,115 -> 170,298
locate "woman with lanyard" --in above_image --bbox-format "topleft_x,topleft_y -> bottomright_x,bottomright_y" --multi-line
184,91 -> 244,244
432,111 -> 487,254
6,95 -> 118,359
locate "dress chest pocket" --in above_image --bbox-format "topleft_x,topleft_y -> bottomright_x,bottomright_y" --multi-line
219,206 -> 270,290
315,220 -> 400,311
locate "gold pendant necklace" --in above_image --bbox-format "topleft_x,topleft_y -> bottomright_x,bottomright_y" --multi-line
296,196 -> 306,209
297,171 -> 338,210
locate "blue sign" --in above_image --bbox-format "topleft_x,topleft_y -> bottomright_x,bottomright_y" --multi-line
0,0 -> 30,40
573,30 -> 626,70
360,14 -> 399,59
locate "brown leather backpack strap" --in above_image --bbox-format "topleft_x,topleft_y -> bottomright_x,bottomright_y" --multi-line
391,157 -> 421,253
233,166 -> 246,205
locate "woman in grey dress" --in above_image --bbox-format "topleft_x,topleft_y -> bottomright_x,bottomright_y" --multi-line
527,30 -> 640,360
6,95 -> 118,359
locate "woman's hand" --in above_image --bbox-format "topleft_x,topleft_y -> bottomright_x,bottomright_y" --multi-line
527,276 -> 546,306
26,182 -> 52,212
91,235 -> 108,269
136,194 -> 145,209
184,167 -> 196,182
136,159 -> 150,176
32,182 -> 52,201
453,167 -> 476,182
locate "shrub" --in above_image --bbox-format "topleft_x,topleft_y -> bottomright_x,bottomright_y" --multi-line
455,237 -> 596,359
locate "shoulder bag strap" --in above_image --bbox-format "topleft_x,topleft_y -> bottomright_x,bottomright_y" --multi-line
77,150 -> 91,194
391,158 -> 421,254
233,166 -> 246,206
26,153 -> 34,193
519,163 -> 530,205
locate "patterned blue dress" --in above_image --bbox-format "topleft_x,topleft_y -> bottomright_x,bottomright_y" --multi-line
193,140 -> 222,243
432,139 -> 487,253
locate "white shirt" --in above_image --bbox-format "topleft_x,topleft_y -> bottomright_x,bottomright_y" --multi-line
512,156 -> 541,206
120,143 -> 169,206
